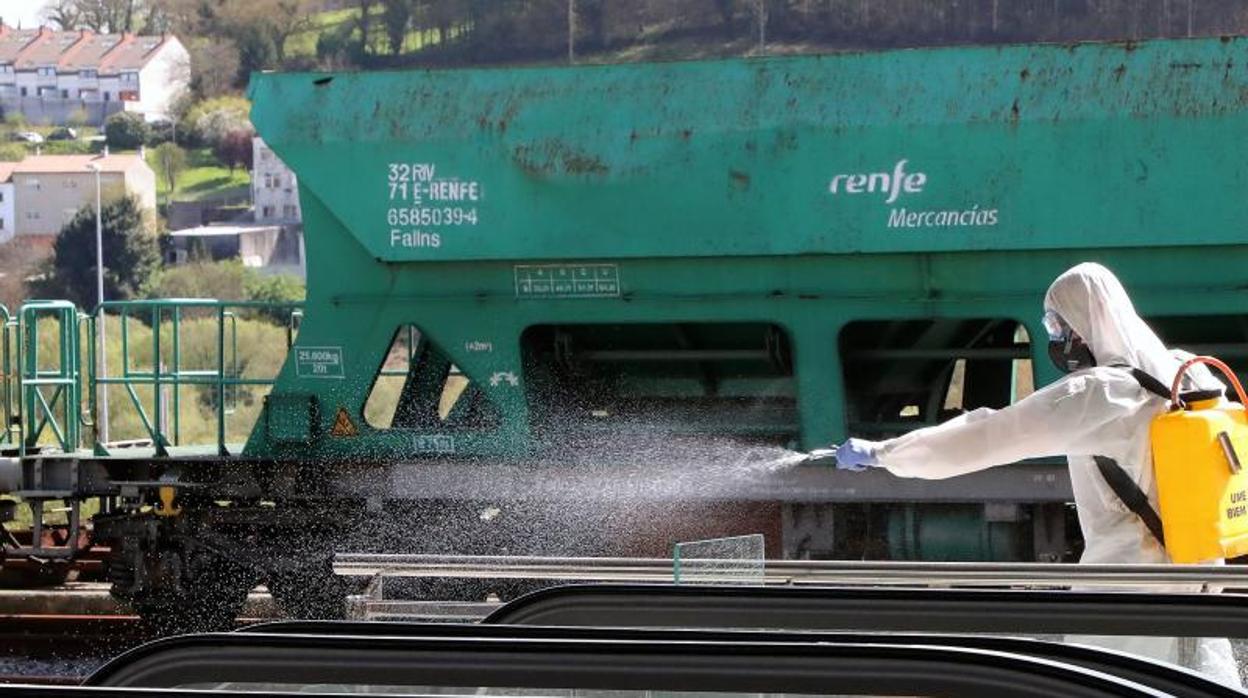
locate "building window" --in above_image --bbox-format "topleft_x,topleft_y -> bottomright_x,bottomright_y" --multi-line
60,89 -> 68,99
26,179 -> 40,190
79,69 -> 97,79
25,211 -> 39,220
121,71 -> 138,83
63,179 -> 78,189
261,205 -> 275,218
37,66 -> 56,77
0,218 -> 5,229
283,204 -> 297,219
103,91 -> 110,101
263,173 -> 273,188
272,175 -> 282,188
0,191 -> 5,202
19,87 -> 26,97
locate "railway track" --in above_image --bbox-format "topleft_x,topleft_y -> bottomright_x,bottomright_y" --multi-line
335,554 -> 1248,589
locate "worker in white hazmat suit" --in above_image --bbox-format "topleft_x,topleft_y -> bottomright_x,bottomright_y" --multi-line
826,262 -> 1242,686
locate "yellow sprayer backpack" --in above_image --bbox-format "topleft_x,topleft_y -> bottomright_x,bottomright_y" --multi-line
1100,356 -> 1248,563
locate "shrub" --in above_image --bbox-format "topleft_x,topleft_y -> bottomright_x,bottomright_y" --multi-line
104,112 -> 151,150
36,196 -> 160,308
67,108 -> 90,129
0,143 -> 27,161
148,259 -> 251,300
213,129 -> 255,172
181,96 -> 252,149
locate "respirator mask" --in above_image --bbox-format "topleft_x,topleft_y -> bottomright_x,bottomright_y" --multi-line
1043,310 -> 1096,373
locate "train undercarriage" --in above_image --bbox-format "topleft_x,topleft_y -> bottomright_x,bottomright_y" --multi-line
2,443 -> 1076,630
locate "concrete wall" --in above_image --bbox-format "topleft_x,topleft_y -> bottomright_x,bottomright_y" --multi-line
0,96 -> 122,126
0,183 -> 14,243
123,162 -> 157,212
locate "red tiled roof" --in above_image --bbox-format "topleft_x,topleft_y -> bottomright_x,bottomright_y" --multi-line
15,28 -> 87,69
0,25 -> 176,73
0,27 -> 43,64
98,34 -> 169,72
58,33 -> 124,71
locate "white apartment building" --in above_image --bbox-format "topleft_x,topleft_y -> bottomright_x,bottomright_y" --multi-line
11,153 -> 156,237
0,26 -> 189,125
0,163 -> 15,243
252,137 -> 302,224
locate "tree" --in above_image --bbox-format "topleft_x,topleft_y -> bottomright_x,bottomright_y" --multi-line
213,129 -> 254,173
244,272 -> 305,324
382,0 -> 414,55
152,143 -> 187,199
104,112 -> 151,150
231,24 -> 279,84
38,196 -> 160,308
357,0 -> 379,56
42,0 -> 83,29
182,95 -> 251,148
185,39 -> 242,99
0,240 -> 53,312
75,0 -> 139,32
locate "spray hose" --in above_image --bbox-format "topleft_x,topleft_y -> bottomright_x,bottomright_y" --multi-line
1171,355 -> 1248,407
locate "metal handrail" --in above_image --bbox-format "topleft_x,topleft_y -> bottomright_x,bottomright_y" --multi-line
0,304 -> 16,446
17,300 -> 82,455
333,553 -> 1248,589
92,298 -> 303,456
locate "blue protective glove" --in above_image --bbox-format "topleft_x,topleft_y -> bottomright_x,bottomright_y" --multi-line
834,438 -> 880,472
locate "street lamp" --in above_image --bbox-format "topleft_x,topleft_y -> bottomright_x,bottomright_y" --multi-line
86,161 -> 108,444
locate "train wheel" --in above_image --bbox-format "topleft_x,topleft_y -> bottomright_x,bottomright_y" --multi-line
267,558 -> 348,620
135,560 -> 257,634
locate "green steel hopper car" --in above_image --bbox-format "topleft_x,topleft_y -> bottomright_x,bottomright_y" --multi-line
4,35 -> 1248,627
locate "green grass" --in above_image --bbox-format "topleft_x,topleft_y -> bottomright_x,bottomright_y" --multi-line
0,124 -> 104,160
286,7 -> 360,58
149,147 -> 251,203
13,311 -> 293,452
284,6 -> 453,59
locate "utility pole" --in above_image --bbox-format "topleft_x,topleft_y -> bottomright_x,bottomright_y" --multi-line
567,0 -> 576,64
756,0 -> 766,54
87,161 -> 108,445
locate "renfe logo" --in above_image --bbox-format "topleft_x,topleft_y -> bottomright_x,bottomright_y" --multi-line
829,159 -> 927,204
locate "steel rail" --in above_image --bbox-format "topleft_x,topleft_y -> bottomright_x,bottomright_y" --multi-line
333,553 -> 1248,588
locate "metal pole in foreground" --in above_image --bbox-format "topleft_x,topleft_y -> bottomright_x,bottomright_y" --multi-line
87,161 -> 108,445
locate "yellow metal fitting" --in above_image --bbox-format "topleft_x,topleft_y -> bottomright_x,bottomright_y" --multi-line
156,486 -> 181,517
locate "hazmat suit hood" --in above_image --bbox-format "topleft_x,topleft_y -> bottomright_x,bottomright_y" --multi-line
1043,262 -> 1220,393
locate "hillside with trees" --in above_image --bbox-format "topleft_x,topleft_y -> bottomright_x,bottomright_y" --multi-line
28,0 -> 1248,95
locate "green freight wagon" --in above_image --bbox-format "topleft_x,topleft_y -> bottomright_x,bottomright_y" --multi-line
6,35 -> 1248,628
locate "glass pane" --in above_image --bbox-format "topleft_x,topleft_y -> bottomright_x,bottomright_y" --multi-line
673,534 -> 765,585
